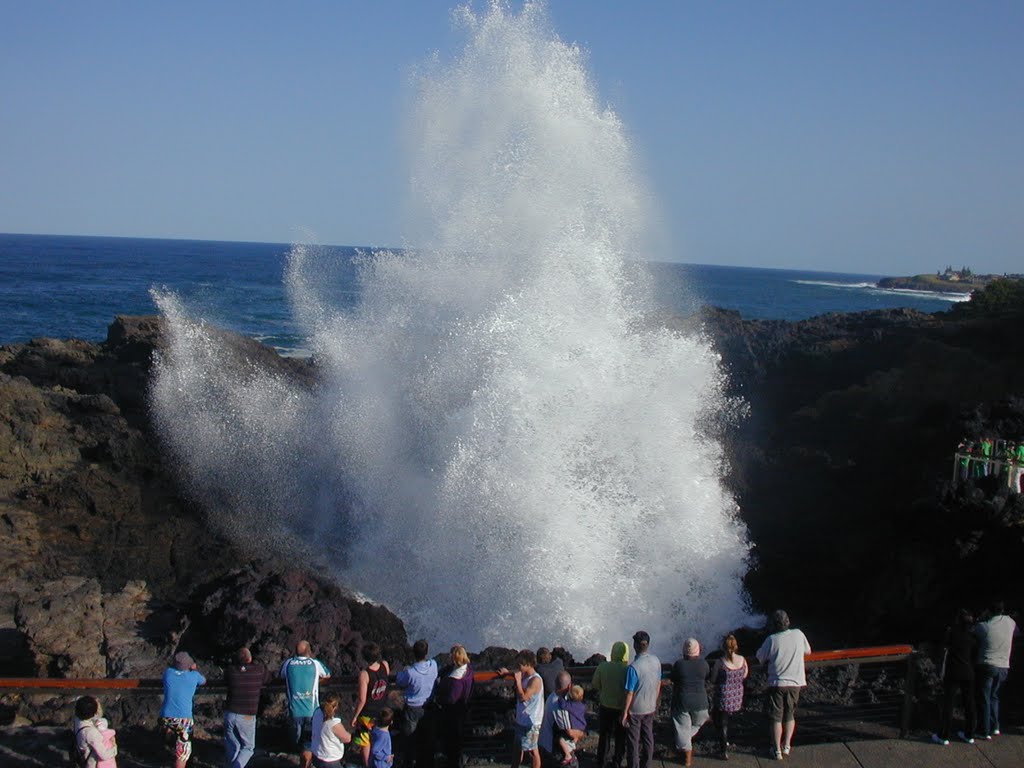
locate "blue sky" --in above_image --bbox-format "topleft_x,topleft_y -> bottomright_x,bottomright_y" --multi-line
1,1 -> 1021,274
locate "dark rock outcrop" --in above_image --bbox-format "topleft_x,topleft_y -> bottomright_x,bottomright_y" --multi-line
695,297 -> 1024,646
0,317 -> 407,715
4,291 -> 1024,702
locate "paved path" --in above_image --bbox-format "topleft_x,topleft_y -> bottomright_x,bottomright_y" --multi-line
645,733 -> 1024,767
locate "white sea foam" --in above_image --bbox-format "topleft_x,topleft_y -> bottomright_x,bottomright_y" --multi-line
793,278 -> 971,302
150,1 -> 752,655
793,280 -> 877,289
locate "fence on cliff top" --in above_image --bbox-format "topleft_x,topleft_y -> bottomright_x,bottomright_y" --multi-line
0,645 -> 920,757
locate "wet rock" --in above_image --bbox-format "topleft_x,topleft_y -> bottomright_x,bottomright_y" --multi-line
179,564 -> 407,676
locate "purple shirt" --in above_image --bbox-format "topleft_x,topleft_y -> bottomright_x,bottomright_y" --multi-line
225,662 -> 269,715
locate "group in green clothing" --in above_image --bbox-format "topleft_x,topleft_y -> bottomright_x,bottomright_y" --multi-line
956,436 -> 1024,491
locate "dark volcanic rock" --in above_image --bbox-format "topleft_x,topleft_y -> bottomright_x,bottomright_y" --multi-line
180,564 -> 407,676
0,317 -> 408,713
697,298 -> 1024,646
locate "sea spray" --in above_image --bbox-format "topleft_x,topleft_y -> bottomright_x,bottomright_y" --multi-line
151,1 -> 753,654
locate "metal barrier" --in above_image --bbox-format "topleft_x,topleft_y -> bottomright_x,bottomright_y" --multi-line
0,645 -> 916,758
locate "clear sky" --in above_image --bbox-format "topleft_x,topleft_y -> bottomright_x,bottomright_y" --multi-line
2,1 -> 1021,274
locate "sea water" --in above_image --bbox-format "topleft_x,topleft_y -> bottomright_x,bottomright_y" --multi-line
0,233 -> 970,351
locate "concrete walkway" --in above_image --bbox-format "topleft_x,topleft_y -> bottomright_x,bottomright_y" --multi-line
650,733 -> 1024,767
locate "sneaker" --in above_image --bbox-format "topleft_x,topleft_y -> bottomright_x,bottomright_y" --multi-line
782,745 -> 791,756
931,733 -> 950,745
770,747 -> 783,760
981,734 -> 993,741
993,729 -> 1001,736
957,731 -> 975,744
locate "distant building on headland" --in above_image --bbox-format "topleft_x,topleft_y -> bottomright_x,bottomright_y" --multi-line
878,268 -> 1023,295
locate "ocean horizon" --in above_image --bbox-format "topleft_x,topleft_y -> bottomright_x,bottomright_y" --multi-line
0,232 -> 969,354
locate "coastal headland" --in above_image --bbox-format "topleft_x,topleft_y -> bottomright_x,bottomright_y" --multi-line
877,267 -> 1023,294
1,281 -> 1023,726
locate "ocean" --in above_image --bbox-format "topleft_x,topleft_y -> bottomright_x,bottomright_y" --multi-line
0,233 -> 968,355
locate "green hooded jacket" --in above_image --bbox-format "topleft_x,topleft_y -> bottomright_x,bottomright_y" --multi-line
591,641 -> 630,710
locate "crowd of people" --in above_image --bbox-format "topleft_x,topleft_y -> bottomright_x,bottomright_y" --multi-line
69,608 -> 823,767
930,601 -> 1019,746
956,436 -> 1024,491
69,602 -> 1015,766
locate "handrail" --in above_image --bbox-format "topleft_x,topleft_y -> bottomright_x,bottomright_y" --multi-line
0,645 -> 915,694
805,644 -> 912,663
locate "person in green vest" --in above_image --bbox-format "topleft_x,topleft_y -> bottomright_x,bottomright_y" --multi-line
1012,442 -> 1024,493
591,641 -> 629,768
958,440 -> 972,481
974,442 -> 991,479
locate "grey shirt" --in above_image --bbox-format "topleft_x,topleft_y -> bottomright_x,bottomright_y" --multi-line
977,615 -> 1017,668
625,651 -> 662,716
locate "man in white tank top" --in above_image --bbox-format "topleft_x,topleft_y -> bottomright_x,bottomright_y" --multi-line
500,650 -> 544,768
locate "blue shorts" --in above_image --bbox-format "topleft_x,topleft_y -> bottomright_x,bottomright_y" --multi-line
292,715 -> 313,751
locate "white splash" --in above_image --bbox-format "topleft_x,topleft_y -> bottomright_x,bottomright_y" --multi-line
151,1 -> 752,655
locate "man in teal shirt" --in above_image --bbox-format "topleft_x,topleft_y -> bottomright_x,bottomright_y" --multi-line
280,640 -> 331,768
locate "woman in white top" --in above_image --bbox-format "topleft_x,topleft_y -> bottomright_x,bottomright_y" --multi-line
311,693 -> 352,768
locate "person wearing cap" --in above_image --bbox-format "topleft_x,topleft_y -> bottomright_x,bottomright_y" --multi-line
159,651 -> 206,768
620,631 -> 661,768
756,610 -> 811,761
224,647 -> 270,768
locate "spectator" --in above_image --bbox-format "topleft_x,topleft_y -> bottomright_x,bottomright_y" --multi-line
371,708 -> 396,768
554,685 -> 587,766
224,647 -> 269,768
976,601 -> 1017,739
352,643 -> 392,768
756,610 -> 810,761
396,638 -> 439,768
539,670 -> 583,759
72,695 -> 117,768
536,648 -> 564,698
436,644 -> 474,768
311,693 -> 352,768
160,651 -> 206,768
710,634 -> 748,760
669,638 -> 709,767
280,640 -> 331,768
621,631 -> 661,768
933,608 -> 978,745
499,650 -> 544,768
590,641 -> 629,768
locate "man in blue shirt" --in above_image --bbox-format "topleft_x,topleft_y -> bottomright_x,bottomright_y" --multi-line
621,632 -> 661,768
160,651 -> 206,768
395,638 -> 439,768
280,640 -> 331,768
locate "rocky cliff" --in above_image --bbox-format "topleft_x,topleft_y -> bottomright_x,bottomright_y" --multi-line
3,291 -> 1023,696
0,317 -> 408,702
693,293 -> 1024,646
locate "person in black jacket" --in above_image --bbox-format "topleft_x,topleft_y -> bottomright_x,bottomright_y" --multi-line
932,608 -> 978,745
